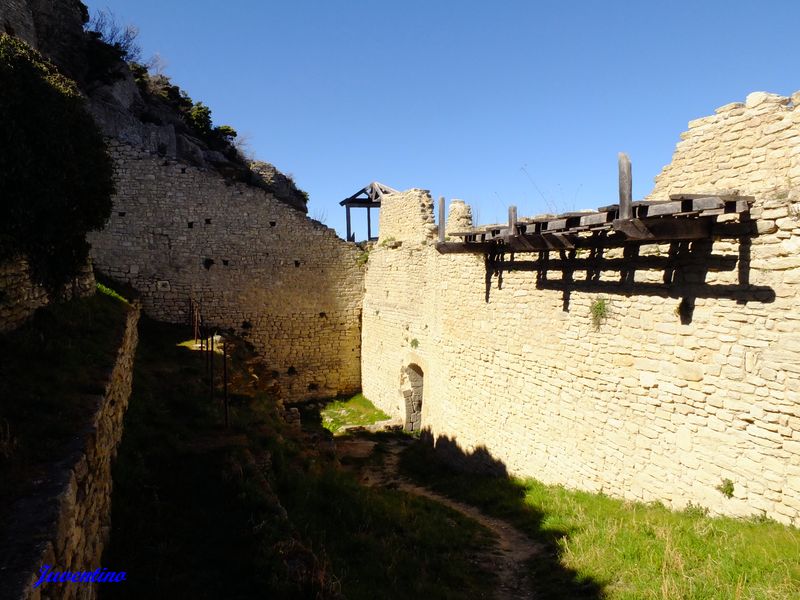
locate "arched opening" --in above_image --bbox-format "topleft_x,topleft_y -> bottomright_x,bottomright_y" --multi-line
403,364 -> 424,432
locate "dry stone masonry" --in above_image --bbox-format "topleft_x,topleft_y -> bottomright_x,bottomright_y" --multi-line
0,257 -> 95,333
362,92 -> 800,525
3,303 -> 140,600
89,140 -> 364,401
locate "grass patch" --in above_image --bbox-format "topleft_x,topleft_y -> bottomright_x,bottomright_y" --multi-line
320,393 -> 390,435
401,439 -> 800,599
0,288 -> 130,527
103,321 -> 494,599
96,281 -> 129,304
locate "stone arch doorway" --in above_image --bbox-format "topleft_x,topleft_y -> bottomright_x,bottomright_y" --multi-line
402,364 -> 424,432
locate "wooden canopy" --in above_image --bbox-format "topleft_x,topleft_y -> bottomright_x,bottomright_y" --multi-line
340,181 -> 399,241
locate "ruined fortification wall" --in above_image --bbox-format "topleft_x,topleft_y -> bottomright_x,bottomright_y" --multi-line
0,0 -> 88,76
0,257 -> 95,333
362,92 -> 800,525
649,91 -> 800,200
90,141 -> 364,401
2,304 -> 139,600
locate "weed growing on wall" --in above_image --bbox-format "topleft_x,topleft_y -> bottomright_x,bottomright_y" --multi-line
716,478 -> 735,499
0,35 -> 114,292
590,298 -> 609,330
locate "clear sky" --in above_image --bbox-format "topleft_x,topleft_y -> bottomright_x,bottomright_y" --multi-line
83,0 -> 799,241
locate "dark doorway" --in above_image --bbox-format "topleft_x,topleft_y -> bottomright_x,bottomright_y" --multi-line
404,364 -> 423,432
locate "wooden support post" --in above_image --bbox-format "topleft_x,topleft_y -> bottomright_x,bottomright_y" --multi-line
345,205 -> 352,242
618,152 -> 632,220
439,196 -> 446,243
508,205 -> 518,237
367,205 -> 372,240
223,340 -> 229,428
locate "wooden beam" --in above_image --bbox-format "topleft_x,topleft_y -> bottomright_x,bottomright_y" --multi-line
435,241 -> 486,254
439,196 -> 446,243
619,152 -> 632,220
367,205 -> 372,240
508,205 -> 518,237
345,205 -> 352,242
613,218 -> 656,239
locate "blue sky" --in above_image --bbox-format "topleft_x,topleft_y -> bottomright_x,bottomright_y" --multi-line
83,0 -> 799,240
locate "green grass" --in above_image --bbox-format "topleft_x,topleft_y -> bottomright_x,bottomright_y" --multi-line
401,440 -> 800,599
320,393 -> 390,435
0,286 -> 130,526
103,320 -> 495,599
96,281 -> 129,304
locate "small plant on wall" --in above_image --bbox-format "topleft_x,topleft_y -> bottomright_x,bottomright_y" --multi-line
590,298 -> 609,330
716,478 -> 735,499
410,338 -> 419,349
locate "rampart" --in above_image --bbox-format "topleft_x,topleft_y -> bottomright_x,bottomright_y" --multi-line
0,257 -> 95,333
1,303 -> 140,600
361,92 -> 800,524
89,140 -> 364,401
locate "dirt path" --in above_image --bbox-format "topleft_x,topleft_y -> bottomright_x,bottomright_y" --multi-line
337,436 -> 542,600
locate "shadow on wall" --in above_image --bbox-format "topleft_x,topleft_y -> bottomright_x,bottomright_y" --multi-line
406,430 -> 604,599
485,226 -> 775,324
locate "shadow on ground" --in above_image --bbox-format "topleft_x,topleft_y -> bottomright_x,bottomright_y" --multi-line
398,429 -> 605,600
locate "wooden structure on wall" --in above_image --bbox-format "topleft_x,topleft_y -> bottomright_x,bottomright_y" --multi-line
340,181 -> 399,242
437,154 -> 754,254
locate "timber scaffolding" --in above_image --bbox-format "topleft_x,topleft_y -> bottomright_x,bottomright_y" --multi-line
436,154 -> 755,254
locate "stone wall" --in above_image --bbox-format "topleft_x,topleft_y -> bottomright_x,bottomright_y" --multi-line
0,0 -> 87,76
361,92 -> 800,525
89,140 -> 364,401
0,0 -> 37,43
2,302 -> 140,600
649,91 -> 800,200
0,257 -> 96,334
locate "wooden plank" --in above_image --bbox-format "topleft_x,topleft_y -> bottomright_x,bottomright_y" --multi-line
545,218 -> 568,231
642,200 -> 683,217
644,217 -> 713,239
619,152 -> 632,220
580,212 -> 611,226
669,190 -> 739,200
691,196 -> 725,211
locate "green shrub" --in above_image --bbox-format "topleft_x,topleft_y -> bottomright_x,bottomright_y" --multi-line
0,34 -> 114,291
188,101 -> 213,136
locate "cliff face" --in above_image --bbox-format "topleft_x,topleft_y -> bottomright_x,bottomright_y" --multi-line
0,0 -> 309,212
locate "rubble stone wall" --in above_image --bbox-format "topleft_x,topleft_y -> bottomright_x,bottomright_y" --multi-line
362,92 -> 800,525
89,140 -> 364,401
7,304 -> 140,600
0,257 -> 96,333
